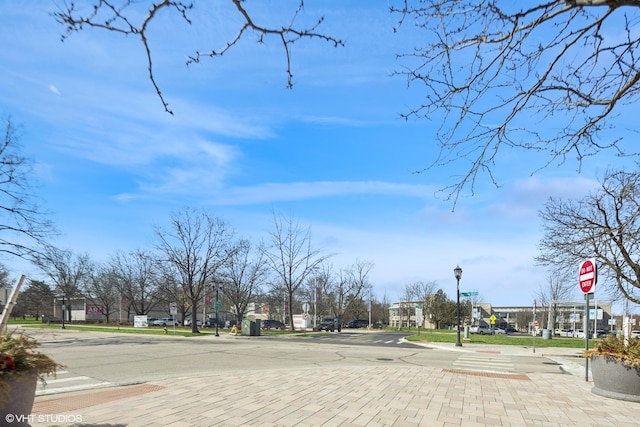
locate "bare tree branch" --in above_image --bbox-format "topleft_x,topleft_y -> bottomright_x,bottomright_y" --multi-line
0,117 -> 56,261
393,0 -> 640,206
53,0 -> 344,114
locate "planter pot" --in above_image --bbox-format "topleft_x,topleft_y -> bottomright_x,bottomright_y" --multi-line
591,356 -> 640,402
0,372 -> 38,426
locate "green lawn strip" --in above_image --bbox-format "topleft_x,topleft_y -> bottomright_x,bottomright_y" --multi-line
13,322 -> 293,337
406,330 -> 590,348
14,323 -> 225,337
6,317 -> 41,325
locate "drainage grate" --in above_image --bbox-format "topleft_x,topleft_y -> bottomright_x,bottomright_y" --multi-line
376,358 -> 394,361
443,369 -> 530,380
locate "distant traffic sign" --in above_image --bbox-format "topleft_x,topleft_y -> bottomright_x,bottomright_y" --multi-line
460,291 -> 478,297
579,259 -> 597,294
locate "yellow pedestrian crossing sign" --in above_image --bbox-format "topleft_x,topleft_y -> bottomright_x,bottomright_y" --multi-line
489,314 -> 497,325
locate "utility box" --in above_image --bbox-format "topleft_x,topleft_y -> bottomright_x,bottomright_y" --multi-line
242,319 -> 261,336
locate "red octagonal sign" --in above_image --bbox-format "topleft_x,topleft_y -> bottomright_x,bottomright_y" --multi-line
579,259 -> 597,294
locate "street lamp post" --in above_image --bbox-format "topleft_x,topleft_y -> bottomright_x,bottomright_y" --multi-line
214,283 -> 222,337
312,266 -> 319,330
61,294 -> 66,330
454,265 -> 463,347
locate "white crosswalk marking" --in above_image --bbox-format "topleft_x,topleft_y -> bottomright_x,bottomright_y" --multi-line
453,353 -> 514,373
37,370 -> 112,396
371,339 -> 401,344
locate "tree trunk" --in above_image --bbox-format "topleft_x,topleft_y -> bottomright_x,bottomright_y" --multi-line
191,297 -> 199,333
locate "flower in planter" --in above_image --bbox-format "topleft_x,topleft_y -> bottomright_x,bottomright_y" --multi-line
0,331 -> 64,401
1,354 -> 16,370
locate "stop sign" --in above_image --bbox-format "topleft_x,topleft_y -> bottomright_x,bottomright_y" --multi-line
579,259 -> 597,293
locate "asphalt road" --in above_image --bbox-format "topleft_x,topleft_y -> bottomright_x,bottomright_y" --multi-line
19,328 -> 571,397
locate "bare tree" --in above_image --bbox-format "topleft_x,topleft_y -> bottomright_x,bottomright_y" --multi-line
537,166 -> 640,304
84,265 -> 120,323
414,280 -> 437,327
264,213 -> 330,331
33,247 -> 92,323
376,293 -> 391,325
398,281 -> 419,328
53,1 -> 344,114
319,260 -> 374,321
349,260 -> 374,311
0,118 -> 55,259
535,271 -> 576,330
154,208 -> 236,333
110,249 -> 163,318
391,1 -> 640,203
221,239 -> 269,325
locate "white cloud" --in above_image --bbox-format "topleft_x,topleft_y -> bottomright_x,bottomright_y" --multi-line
207,181 -> 435,205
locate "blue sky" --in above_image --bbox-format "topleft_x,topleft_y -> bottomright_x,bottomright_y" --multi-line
0,1 -> 635,309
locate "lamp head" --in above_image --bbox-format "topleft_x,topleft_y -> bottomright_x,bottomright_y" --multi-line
454,265 -> 462,280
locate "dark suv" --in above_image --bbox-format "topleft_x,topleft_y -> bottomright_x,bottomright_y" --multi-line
317,317 -> 341,332
346,319 -> 369,328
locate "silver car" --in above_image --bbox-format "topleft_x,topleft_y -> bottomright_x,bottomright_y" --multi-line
152,317 -> 180,326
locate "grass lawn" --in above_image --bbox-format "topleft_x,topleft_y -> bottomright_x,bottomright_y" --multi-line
6,317 -> 292,337
406,328 -> 590,349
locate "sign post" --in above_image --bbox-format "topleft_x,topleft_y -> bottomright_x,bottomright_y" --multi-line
532,299 -> 537,353
169,302 -> 178,334
579,259 -> 597,382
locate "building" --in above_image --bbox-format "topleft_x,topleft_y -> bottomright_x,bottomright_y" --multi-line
389,299 -> 613,332
388,301 -> 438,329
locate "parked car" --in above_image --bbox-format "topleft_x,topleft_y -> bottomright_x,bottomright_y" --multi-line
205,318 -> 225,328
317,317 -> 341,332
151,317 -> 180,327
261,319 -> 285,330
183,318 -> 202,327
469,325 -> 490,334
345,319 -> 369,328
490,327 -> 506,335
372,321 -> 385,329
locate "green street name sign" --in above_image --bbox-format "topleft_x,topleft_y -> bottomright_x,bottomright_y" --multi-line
460,291 -> 479,297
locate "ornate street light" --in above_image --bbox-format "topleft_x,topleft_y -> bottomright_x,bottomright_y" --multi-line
454,265 -> 463,347
60,294 -> 67,330
214,283 -> 223,337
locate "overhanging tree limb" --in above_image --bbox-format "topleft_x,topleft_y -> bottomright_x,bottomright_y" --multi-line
392,0 -> 640,205
53,0 -> 344,114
